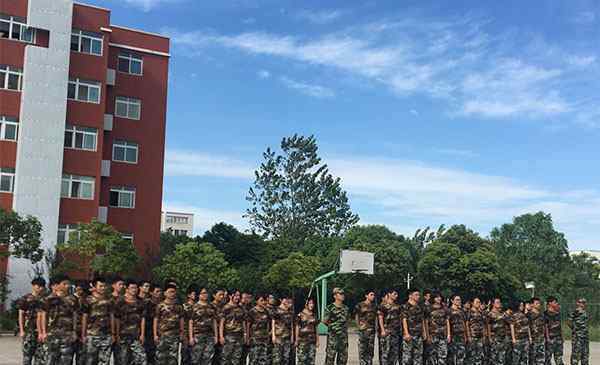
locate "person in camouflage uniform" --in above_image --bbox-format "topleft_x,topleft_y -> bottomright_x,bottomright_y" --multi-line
378,289 -> 402,365
426,292 -> 449,365
509,302 -> 531,365
212,289 -> 227,365
115,280 -> 147,365
144,284 -> 162,365
486,298 -> 510,365
422,290 -> 432,365
190,287 -> 219,365
448,295 -> 468,365
266,295 -> 278,365
38,275 -> 78,365
154,283 -> 184,365
73,281 -> 88,365
181,286 -> 197,365
240,293 -> 253,365
528,298 -> 546,365
402,289 -> 426,365
466,297 -> 486,365
323,287 -> 350,365
545,296 -> 564,365
110,276 -> 125,365
355,291 -> 377,365
272,296 -> 294,365
219,290 -> 246,365
296,298 -> 319,365
82,277 -> 115,365
247,293 -> 271,365
567,298 -> 589,365
17,277 -> 46,365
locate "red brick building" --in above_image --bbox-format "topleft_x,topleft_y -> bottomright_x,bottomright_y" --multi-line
0,0 -> 169,300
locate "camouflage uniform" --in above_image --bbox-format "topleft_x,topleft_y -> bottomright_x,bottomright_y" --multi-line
213,301 -> 226,365
248,305 -> 271,365
324,303 -> 350,365
423,301 -> 432,365
467,308 -> 486,365
73,294 -> 87,365
115,296 -> 147,365
510,311 -> 530,365
297,309 -> 318,365
240,302 -> 253,365
355,300 -> 377,365
401,302 -> 425,365
487,310 -> 510,365
16,293 -> 44,365
83,294 -> 114,365
141,296 -> 158,365
427,302 -> 449,365
221,302 -> 246,365
528,310 -> 546,365
41,293 -> 78,365
448,307 -> 467,365
379,302 -> 402,365
191,301 -> 218,365
155,299 -> 184,365
273,306 -> 294,365
181,300 -> 195,365
545,309 -> 564,365
568,308 -> 589,365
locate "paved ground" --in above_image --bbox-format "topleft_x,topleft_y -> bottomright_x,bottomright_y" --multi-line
0,334 -> 598,364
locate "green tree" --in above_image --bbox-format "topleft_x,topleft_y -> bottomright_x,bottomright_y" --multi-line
246,134 -> 359,248
154,242 -> 239,292
264,252 -> 321,296
58,220 -> 139,277
490,212 -> 571,297
0,208 -> 44,263
159,232 -> 192,261
202,222 -> 266,266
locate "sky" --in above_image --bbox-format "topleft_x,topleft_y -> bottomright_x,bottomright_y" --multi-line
89,0 -> 600,250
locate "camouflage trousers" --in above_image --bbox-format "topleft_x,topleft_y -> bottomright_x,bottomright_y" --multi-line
358,330 -> 375,365
156,335 -> 180,365
427,336 -> 448,365
85,335 -> 112,365
249,341 -> 269,365
381,333 -> 401,365
213,343 -> 224,365
570,337 -> 589,365
488,339 -> 509,365
181,341 -> 192,365
144,332 -> 157,365
45,336 -> 75,365
530,340 -> 546,365
297,342 -> 317,365
402,335 -> 423,365
273,339 -> 292,365
240,343 -> 250,365
21,332 -> 42,365
116,337 -> 147,365
512,340 -> 530,365
222,335 -> 244,365
377,335 -> 384,365
191,336 -> 216,365
325,332 -> 348,365
448,336 -> 466,365
545,337 -> 564,365
73,339 -> 86,365
467,338 -> 484,365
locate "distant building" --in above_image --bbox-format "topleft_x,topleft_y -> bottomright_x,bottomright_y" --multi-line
161,211 -> 194,237
571,250 -> 600,261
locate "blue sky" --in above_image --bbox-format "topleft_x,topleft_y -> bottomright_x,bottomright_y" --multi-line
92,0 -> 600,250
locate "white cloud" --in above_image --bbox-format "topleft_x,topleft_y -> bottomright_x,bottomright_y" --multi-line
257,69 -> 271,79
409,109 -> 419,116
279,76 -> 335,98
123,0 -> 179,12
297,10 -> 345,24
163,202 -> 248,235
566,55 -> 596,68
433,148 -> 478,158
164,150 -> 253,179
572,11 -> 596,24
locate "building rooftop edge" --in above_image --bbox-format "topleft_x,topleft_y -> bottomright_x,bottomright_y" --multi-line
163,211 -> 195,216
73,2 -> 111,13
110,25 -> 170,40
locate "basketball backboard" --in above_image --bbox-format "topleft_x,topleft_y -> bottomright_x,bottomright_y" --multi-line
338,250 -> 374,275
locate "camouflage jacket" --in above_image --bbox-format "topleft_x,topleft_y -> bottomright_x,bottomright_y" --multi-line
42,294 -> 78,337
324,303 -> 349,336
428,303 -> 449,338
379,302 -> 403,332
16,293 -> 44,334
449,307 -> 467,338
297,309 -> 318,344
191,302 -> 218,337
273,306 -> 294,340
116,296 -> 146,338
155,300 -> 184,337
402,302 -> 424,337
487,310 -> 509,341
355,301 -> 377,333
527,309 -> 545,342
568,308 -> 589,339
221,302 -> 246,336
510,311 -> 530,342
467,308 -> 486,339
83,294 -> 114,336
248,305 -> 271,343
544,310 -> 562,340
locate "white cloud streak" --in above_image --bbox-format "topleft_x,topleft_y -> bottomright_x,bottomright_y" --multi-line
297,9 -> 346,24
279,76 -> 335,98
123,0 -> 180,12
165,150 -> 253,179
257,69 -> 271,79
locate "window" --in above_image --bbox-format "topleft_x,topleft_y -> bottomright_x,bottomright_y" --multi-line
118,51 -> 143,75
70,29 -> 102,56
61,174 -> 94,200
68,78 -> 101,103
0,65 -> 23,91
64,125 -> 97,151
166,215 -> 189,224
0,168 -> 15,193
0,14 -> 35,43
109,187 -> 135,208
174,229 -> 188,236
0,116 -> 18,141
115,96 -> 141,120
122,233 -> 134,243
57,224 -> 80,244
112,140 -> 138,163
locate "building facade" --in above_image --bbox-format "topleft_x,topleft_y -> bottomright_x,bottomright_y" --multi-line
0,0 -> 169,300
161,211 -> 194,237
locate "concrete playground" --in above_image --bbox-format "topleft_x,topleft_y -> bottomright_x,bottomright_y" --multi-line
0,334 -> 598,364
